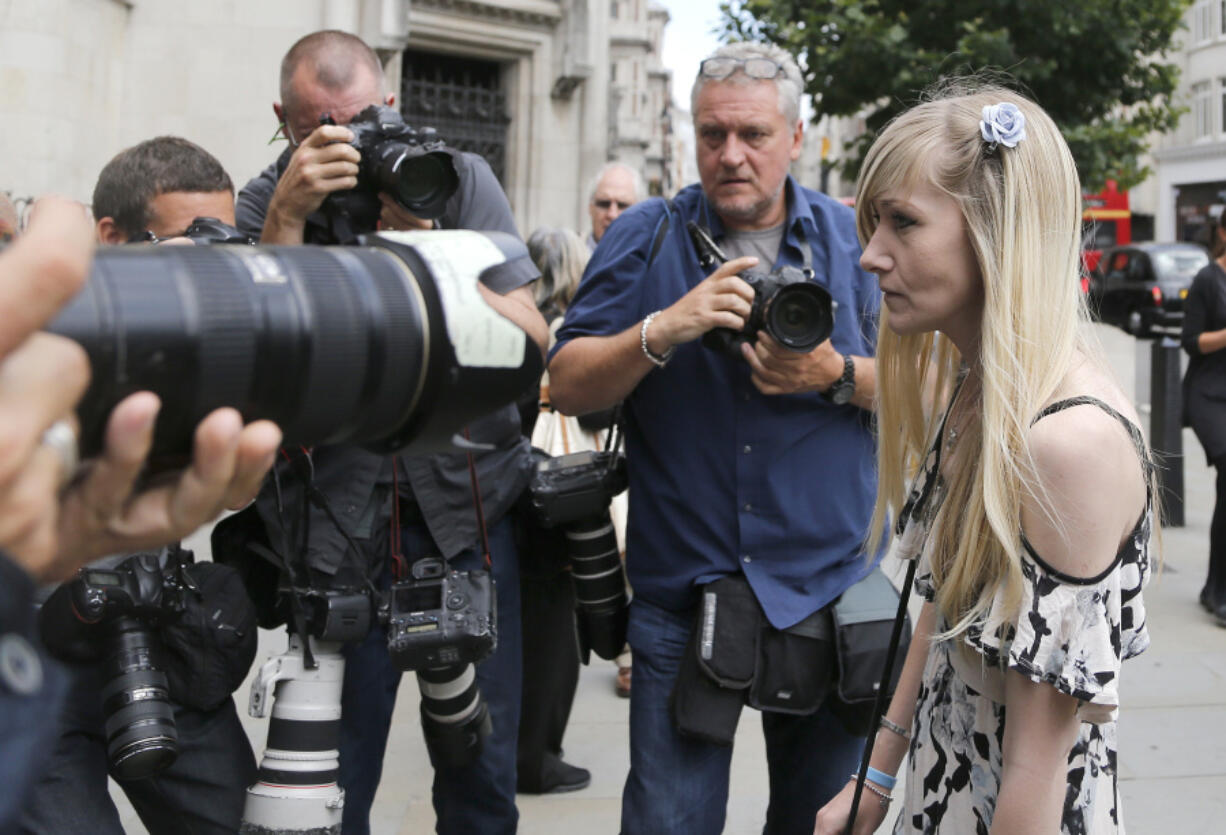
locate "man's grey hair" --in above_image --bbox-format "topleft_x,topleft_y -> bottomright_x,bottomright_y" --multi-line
586,162 -> 647,204
690,41 -> 803,126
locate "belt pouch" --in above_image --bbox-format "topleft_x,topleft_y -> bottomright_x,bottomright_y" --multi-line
670,575 -> 759,746
748,606 -> 836,715
828,567 -> 912,735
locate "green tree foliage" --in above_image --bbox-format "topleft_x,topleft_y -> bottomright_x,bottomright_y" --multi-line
720,0 -> 1190,191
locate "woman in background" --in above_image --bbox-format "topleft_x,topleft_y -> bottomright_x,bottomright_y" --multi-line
1183,209 -> 1226,626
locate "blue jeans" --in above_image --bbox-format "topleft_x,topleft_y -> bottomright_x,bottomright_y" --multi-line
621,597 -> 865,835
338,514 -> 521,835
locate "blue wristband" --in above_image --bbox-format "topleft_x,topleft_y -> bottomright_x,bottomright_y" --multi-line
865,766 -> 897,791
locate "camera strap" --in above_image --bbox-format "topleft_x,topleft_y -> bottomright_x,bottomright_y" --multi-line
390,459 -> 409,582
463,428 -> 492,569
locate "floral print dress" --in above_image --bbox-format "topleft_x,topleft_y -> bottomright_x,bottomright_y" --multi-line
893,396 -> 1153,834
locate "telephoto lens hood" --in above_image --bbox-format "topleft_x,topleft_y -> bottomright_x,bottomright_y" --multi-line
47,230 -> 543,462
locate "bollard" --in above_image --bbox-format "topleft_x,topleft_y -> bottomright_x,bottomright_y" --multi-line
1149,337 -> 1185,527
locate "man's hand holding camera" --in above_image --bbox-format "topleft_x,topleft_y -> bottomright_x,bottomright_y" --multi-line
262,125 -> 360,244
643,256 -> 759,355
741,333 -> 846,396
377,193 -> 433,232
54,395 -> 280,577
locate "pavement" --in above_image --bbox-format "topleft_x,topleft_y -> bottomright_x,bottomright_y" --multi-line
112,323 -> 1226,833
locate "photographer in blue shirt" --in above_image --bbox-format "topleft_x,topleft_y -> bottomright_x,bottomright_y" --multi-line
549,42 -> 881,834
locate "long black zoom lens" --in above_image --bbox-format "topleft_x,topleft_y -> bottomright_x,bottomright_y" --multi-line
46,233 -> 541,460
567,512 -> 629,661
417,663 -> 491,769
101,617 -> 179,781
764,282 -> 835,352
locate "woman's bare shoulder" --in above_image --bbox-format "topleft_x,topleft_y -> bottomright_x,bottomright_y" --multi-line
1022,371 -> 1147,579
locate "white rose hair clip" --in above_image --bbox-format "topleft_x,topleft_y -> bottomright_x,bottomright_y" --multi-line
979,102 -> 1027,152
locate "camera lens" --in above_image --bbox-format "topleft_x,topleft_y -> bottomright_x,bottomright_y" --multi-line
47,235 -> 541,461
566,512 -> 629,661
765,283 -> 835,352
391,151 -> 460,216
417,663 -> 491,768
101,617 -> 179,781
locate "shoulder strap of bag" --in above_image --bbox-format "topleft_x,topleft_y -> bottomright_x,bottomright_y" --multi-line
644,198 -> 676,271
844,559 -> 917,834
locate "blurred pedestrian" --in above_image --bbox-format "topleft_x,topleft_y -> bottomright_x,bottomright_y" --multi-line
1183,209 -> 1226,626
515,227 -> 609,794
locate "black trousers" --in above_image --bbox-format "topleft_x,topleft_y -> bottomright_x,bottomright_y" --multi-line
1206,454 -> 1226,606
516,567 -> 580,790
19,660 -> 255,835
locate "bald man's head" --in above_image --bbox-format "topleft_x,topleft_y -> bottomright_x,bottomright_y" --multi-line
280,30 -> 385,117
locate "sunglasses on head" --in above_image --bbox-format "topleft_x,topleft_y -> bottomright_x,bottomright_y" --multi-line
698,57 -> 784,81
593,199 -> 633,211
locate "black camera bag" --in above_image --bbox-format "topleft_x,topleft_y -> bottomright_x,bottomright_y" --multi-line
210,503 -> 285,629
161,560 -> 259,712
827,567 -> 913,736
748,605 -> 836,715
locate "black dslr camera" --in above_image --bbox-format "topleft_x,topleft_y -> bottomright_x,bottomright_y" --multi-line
183,216 -> 255,246
686,221 -> 836,356
386,557 -> 497,670
529,450 -> 628,529
529,448 -> 630,661
316,104 -> 460,243
39,550 -> 192,781
384,556 -> 496,767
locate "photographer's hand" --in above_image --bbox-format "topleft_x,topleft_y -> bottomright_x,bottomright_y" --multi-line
52,398 -> 281,578
646,257 -> 758,353
0,197 -> 93,580
741,333 -> 843,395
261,124 -> 362,244
742,334 -> 876,408
377,194 -> 433,232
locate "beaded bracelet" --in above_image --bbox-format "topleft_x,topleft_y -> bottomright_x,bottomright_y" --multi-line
848,774 -> 892,811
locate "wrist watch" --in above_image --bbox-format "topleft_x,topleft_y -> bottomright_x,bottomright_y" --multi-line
822,354 -> 856,405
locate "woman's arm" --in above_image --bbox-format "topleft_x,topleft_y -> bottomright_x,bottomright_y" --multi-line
814,600 -> 936,835
1183,269 -> 1226,356
1197,327 -> 1226,355
991,670 -> 1080,834
992,401 -> 1146,832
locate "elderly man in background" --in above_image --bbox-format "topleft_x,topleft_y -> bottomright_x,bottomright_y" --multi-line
586,162 -> 646,250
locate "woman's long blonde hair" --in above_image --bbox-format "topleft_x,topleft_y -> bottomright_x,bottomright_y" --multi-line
857,82 -> 1086,637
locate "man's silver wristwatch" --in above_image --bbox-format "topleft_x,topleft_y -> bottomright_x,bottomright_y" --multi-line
822,353 -> 855,405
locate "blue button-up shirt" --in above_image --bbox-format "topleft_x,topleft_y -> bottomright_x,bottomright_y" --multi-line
552,177 -> 882,629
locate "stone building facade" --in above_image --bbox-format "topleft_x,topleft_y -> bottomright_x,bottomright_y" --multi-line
1149,0 -> 1226,244
0,0 -> 674,235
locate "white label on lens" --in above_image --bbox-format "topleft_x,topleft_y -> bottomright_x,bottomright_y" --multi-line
378,230 -> 525,368
242,253 -> 289,284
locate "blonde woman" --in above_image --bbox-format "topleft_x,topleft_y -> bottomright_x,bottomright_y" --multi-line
816,84 -> 1154,834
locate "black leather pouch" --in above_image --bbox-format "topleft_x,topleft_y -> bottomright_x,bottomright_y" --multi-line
670,576 -> 759,745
